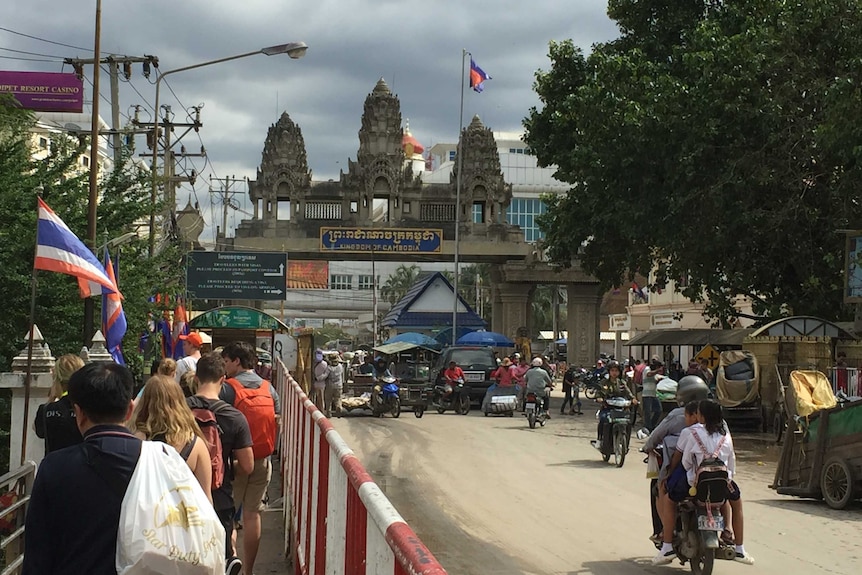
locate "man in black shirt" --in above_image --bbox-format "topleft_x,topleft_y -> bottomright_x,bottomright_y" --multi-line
189,353 -> 253,575
24,362 -> 141,575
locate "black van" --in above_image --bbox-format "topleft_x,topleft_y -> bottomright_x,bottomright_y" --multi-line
434,346 -> 498,403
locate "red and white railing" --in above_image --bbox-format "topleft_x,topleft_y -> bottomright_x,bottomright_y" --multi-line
276,360 -> 447,575
828,366 -> 859,397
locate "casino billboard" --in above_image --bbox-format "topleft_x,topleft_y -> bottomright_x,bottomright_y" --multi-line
0,71 -> 84,113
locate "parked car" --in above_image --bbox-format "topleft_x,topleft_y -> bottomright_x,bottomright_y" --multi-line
433,346 -> 498,404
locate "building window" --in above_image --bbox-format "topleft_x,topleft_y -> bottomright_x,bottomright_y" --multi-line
403,201 -> 411,214
472,202 -> 485,224
331,274 -> 352,290
448,150 -> 456,162
39,137 -> 48,149
509,148 -> 517,153
506,198 -> 547,243
358,275 -> 374,290
82,156 -> 89,167
349,201 -> 358,213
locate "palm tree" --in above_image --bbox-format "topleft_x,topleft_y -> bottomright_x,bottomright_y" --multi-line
532,285 -> 567,334
380,264 -> 421,305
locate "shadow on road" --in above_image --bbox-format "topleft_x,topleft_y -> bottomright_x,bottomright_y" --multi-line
565,557 -> 665,574
751,497 -> 862,521
546,459 -> 615,469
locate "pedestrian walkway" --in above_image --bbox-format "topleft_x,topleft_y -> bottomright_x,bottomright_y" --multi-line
249,456 -> 292,574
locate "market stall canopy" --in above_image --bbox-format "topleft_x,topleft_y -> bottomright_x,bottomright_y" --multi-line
373,341 -> 441,355
457,330 -> 515,347
626,328 -> 754,347
384,332 -> 440,347
189,305 -> 291,331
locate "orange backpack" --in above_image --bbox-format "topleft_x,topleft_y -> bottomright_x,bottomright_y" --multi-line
226,378 -> 277,459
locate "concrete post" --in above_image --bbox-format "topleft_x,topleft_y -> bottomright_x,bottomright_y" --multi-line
566,284 -> 603,368
490,285 -> 503,334
3,326 -> 55,469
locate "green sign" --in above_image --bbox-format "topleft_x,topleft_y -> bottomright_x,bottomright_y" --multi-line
191,307 -> 285,330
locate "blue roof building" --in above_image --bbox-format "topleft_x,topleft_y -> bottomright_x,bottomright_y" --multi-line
381,272 -> 486,334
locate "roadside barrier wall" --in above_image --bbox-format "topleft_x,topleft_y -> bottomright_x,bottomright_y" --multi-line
276,359 -> 447,575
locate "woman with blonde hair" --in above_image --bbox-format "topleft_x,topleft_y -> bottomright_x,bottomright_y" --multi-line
131,375 -> 213,502
35,354 -> 85,453
157,357 -> 177,378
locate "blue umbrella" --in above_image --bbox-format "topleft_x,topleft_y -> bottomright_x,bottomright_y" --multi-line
384,332 -> 440,347
555,337 -> 567,344
457,330 -> 515,347
434,327 -> 476,346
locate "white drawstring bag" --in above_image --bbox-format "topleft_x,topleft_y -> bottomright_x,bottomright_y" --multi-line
117,441 -> 225,574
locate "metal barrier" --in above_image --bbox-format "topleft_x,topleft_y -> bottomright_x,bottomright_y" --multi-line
276,359 -> 447,575
828,366 -> 859,397
0,462 -> 37,575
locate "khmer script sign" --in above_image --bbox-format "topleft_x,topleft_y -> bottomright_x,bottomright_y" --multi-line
319,227 -> 443,253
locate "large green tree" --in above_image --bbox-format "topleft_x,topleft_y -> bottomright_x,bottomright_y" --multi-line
524,0 -> 862,325
0,98 -> 181,374
380,264 -> 421,306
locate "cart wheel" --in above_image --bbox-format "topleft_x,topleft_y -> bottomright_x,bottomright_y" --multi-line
391,398 -> 401,419
773,410 -> 786,445
437,407 -> 446,415
414,407 -> 424,418
821,456 -> 855,509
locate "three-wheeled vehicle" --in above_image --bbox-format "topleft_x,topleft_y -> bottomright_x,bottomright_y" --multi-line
771,370 -> 862,509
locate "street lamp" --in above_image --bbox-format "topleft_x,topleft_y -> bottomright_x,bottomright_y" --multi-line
147,41 -> 308,256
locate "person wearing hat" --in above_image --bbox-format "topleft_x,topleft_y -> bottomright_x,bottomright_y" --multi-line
642,355 -> 665,432
175,332 -> 204,383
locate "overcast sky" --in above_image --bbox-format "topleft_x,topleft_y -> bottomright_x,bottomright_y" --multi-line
4,1 -> 619,241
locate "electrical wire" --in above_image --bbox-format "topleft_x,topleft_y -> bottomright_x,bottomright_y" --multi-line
0,55 -> 57,62
0,26 -> 89,51
0,46 -> 65,59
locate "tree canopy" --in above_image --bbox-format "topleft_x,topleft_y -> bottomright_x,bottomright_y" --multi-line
524,0 -> 862,325
0,97 -> 181,373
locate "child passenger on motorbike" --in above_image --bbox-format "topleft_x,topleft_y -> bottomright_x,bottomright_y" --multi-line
595,361 -> 636,441
654,400 -> 754,566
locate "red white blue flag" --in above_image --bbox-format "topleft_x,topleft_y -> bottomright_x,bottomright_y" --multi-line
469,58 -> 491,93
102,249 -> 127,365
34,198 -> 121,298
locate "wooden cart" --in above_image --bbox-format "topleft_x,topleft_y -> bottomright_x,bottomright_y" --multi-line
771,370 -> 862,509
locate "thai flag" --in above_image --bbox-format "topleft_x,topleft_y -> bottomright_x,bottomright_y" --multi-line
102,249 -> 127,365
469,58 -> 491,93
172,301 -> 189,360
34,198 -> 121,298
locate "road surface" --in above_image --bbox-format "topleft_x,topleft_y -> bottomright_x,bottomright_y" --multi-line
331,394 -> 861,575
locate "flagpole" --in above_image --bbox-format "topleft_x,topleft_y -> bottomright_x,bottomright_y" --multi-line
452,49 -> 467,347
22,192 -> 43,465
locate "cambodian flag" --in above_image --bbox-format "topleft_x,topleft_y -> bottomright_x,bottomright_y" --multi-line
469,58 -> 491,93
172,301 -> 189,360
101,249 -> 126,365
34,198 -> 121,298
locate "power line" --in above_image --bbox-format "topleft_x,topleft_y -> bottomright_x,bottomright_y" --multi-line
0,55 -> 57,62
0,26 -> 89,51
0,46 -> 65,59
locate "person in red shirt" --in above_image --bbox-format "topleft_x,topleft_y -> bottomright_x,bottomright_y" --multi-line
491,358 -> 515,386
442,361 -> 465,397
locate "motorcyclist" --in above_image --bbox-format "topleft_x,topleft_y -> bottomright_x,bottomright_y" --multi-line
524,357 -> 554,417
594,361 -> 635,443
441,360 -> 465,399
372,356 -> 394,381
641,375 -> 711,545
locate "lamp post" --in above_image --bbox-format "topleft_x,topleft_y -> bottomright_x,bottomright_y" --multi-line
83,0 -> 102,344
147,42 -> 308,256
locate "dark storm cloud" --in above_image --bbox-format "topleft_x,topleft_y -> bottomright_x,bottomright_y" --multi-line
3,0 -> 619,238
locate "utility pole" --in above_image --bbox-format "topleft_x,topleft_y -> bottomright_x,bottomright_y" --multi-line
207,175 -> 245,239
135,105 -> 205,254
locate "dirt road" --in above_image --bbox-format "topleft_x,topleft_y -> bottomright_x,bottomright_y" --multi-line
331,398 -> 860,575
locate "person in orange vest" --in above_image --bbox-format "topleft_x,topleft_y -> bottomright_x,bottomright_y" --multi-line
220,341 -> 281,575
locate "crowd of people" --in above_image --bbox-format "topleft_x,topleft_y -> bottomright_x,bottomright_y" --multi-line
24,337 -> 279,575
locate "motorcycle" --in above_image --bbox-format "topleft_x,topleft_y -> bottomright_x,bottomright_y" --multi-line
580,370 -> 605,400
424,378 -> 471,416
524,390 -> 550,429
372,375 -> 401,418
647,447 -> 735,575
591,396 -> 632,467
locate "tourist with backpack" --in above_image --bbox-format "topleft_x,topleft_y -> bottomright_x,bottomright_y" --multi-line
131,375 -> 214,502
190,353 -> 254,575
220,342 -> 280,575
654,399 -> 754,566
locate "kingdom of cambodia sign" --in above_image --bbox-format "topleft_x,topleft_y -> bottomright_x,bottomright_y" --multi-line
0,71 -> 84,113
320,227 -> 443,253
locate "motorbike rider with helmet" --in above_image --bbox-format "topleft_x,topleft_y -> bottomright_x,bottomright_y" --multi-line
641,375 -> 711,545
594,361 -> 636,442
524,357 -> 554,417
